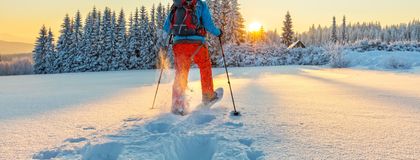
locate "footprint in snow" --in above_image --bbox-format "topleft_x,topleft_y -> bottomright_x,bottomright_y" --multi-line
239,138 -> 254,147
247,149 -> 264,160
33,149 -> 73,159
83,126 -> 96,130
64,137 -> 88,143
82,142 -> 124,160
191,114 -> 216,125
223,122 -> 244,128
124,117 -> 143,122
145,121 -> 173,133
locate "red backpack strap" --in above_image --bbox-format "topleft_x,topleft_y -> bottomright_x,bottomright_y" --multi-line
190,0 -> 197,6
184,0 -> 198,29
169,4 -> 177,29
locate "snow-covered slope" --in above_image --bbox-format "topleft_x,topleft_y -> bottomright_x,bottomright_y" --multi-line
1,66 -> 420,159
344,51 -> 420,70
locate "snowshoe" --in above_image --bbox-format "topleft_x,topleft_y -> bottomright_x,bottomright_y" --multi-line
171,98 -> 188,116
172,108 -> 186,116
199,88 -> 224,108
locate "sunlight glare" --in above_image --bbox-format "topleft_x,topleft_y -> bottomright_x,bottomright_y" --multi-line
248,22 -> 262,32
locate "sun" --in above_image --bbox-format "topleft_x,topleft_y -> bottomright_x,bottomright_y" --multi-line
248,22 -> 262,32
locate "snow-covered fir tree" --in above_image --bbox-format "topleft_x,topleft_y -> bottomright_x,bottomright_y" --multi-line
56,14 -> 73,73
71,10 -> 84,72
33,25 -> 48,74
32,1 -> 254,74
300,19 -> 420,46
127,9 -> 142,69
81,7 -> 98,72
231,0 -> 246,45
139,6 -> 156,69
92,11 -> 103,72
342,16 -> 347,44
44,28 -> 56,74
207,0 -> 223,64
149,4 -> 160,68
97,7 -> 116,71
220,0 -> 232,43
109,11 -> 120,71
156,3 -> 165,29
150,4 -> 156,30
166,3 -> 171,16
154,2 -> 171,66
282,11 -> 294,46
115,9 -> 128,70
331,16 -> 338,43
266,29 -> 282,45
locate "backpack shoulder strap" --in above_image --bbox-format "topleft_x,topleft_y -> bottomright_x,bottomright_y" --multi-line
169,4 -> 178,29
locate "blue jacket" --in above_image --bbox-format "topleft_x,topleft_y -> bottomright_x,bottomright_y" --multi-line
163,0 -> 221,43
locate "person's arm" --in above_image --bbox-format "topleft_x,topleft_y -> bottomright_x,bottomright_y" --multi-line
163,13 -> 171,33
201,2 -> 221,36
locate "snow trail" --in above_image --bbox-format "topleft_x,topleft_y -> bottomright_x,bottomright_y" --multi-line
0,70 -> 170,159
1,66 -> 420,159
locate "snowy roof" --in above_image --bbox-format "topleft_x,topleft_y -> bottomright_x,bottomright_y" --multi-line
288,40 -> 306,49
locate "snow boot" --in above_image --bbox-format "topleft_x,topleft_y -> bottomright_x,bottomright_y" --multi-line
201,88 -> 224,108
171,96 -> 189,116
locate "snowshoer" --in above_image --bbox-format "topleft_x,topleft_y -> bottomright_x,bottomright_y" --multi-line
163,0 -> 223,115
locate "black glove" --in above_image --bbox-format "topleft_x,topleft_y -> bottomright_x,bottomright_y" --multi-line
218,29 -> 223,38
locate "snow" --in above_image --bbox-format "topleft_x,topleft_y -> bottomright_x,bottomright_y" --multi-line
343,50 -> 420,70
1,65 -> 420,159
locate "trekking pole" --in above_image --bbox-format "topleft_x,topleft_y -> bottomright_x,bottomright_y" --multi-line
151,67 -> 164,109
151,34 -> 173,109
219,37 -> 240,116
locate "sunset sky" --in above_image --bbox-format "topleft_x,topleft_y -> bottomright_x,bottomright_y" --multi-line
1,0 -> 419,44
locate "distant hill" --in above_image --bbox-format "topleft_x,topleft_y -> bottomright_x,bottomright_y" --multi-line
0,40 -> 33,55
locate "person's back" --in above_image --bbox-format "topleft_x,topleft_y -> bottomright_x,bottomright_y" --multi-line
163,0 -> 222,115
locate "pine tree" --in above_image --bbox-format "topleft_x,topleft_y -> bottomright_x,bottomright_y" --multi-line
317,25 -> 323,44
259,26 -> 266,42
156,3 -> 165,29
115,9 -> 128,70
342,16 -> 347,44
166,3 -> 171,16
220,0 -> 232,43
416,20 -> 420,41
309,24 -> 316,45
228,0 -> 246,45
82,7 -> 102,71
139,6 -> 156,69
44,28 -> 56,74
92,11 -> 103,71
81,8 -> 95,71
110,11 -> 119,71
331,16 -> 338,43
56,14 -> 73,73
150,4 -> 156,30
33,25 -> 48,74
150,4 -> 161,69
155,3 -> 170,63
127,9 -> 142,69
98,7 -> 116,71
208,0 -> 223,64
71,10 -> 84,72
162,5 -> 167,23
282,11 -> 294,46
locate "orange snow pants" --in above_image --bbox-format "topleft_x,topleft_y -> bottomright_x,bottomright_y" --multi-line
172,43 -> 215,107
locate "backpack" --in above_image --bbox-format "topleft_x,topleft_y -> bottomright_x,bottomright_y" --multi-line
170,0 -> 207,36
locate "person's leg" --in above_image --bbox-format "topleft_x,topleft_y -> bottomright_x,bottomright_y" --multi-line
193,45 -> 215,103
172,44 -> 193,111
